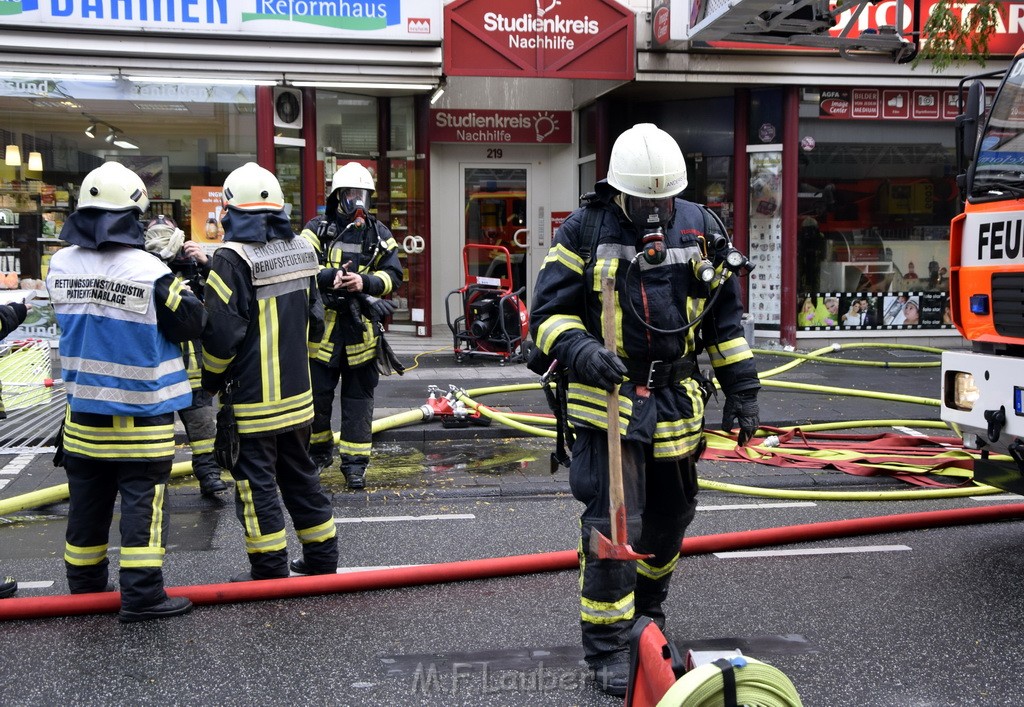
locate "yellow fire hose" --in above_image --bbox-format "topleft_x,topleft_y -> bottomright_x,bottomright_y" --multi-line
658,656 -> 803,707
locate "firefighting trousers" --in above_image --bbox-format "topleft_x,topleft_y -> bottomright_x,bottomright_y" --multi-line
63,455 -> 173,610
569,426 -> 699,666
178,389 -> 220,480
230,426 -> 338,578
309,359 -> 378,474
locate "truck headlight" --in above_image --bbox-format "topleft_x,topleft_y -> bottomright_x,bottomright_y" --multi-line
946,371 -> 979,411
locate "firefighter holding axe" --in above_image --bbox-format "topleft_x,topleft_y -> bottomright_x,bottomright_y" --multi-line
529,124 -> 760,696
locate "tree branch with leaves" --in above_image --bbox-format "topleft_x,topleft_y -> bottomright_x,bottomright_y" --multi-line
912,0 -> 1002,72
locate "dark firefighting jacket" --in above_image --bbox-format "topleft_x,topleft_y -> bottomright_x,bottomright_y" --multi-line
300,214 -> 403,368
0,301 -> 27,419
529,184 -> 760,460
202,223 -> 325,437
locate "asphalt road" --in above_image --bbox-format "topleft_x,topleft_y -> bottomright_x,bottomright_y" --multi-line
4,485 -> 1024,705
7,339 -> 1022,705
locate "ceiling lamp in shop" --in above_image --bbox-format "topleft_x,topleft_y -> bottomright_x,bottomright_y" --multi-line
5,145 -> 21,167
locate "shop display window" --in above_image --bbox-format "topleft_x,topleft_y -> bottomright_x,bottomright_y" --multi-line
315,92 -> 426,332
796,94 -> 956,332
1,75 -> 257,286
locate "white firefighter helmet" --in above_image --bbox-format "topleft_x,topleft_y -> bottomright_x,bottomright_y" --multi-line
223,162 -> 285,212
77,162 -> 150,213
329,162 -> 375,217
330,162 -> 376,195
606,123 -> 687,199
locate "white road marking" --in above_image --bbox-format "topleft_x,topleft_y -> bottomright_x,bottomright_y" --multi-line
15,581 -> 55,589
699,502 -> 816,512
335,564 -> 423,574
893,426 -> 955,447
969,494 -> 1024,502
288,564 -> 423,576
0,479 -> 7,490
0,447 -> 57,457
714,544 -> 911,559
0,454 -> 34,475
333,513 -> 476,524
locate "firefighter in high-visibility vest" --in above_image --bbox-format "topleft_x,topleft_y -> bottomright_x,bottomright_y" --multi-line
46,162 -> 206,622
529,124 -> 760,695
201,162 -> 338,581
299,162 -> 403,491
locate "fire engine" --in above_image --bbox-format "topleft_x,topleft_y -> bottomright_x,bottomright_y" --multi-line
942,48 -> 1024,492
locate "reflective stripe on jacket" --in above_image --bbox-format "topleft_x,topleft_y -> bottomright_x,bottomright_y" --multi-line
47,245 -> 194,417
529,194 -> 759,460
300,215 -> 404,368
201,237 -> 325,436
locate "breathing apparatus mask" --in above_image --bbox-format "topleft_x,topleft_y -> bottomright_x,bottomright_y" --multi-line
616,193 -> 674,268
625,195 -> 674,234
337,188 -> 369,227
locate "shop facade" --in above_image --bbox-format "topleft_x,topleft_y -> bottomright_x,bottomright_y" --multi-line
568,0 -> 1024,346
0,0 -> 442,335
4,0 -> 1022,346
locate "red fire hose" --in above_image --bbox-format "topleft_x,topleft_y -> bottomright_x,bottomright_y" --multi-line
4,503 -> 1024,621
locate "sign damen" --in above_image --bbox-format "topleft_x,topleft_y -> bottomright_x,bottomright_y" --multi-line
429,109 -> 572,144
444,0 -> 634,80
0,0 -> 440,40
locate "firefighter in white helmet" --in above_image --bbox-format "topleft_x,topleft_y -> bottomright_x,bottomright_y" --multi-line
298,162 -> 404,493
201,162 -> 338,581
529,124 -> 760,695
46,161 -> 206,622
143,214 -> 228,497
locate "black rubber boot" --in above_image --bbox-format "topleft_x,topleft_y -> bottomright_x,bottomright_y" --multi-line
343,466 -> 366,490
198,472 -> 228,496
70,581 -> 117,594
310,452 -> 334,475
0,576 -> 16,599
591,659 -> 630,696
118,596 -> 193,623
289,559 -> 337,576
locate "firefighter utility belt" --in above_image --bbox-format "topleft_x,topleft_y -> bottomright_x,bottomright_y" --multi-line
624,357 -> 696,389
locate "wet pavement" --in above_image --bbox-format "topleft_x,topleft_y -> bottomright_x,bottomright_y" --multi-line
0,333 -> 963,511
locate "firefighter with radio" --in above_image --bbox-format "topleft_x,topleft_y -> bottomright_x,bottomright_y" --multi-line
299,162 -> 403,491
143,214 -> 228,497
201,162 -> 338,581
529,124 -> 760,695
46,162 -> 206,622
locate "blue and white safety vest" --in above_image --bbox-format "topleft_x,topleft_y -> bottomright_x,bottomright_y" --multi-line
47,245 -> 192,417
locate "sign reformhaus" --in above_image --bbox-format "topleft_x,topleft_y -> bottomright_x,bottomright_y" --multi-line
0,0 -> 441,40
443,0 -> 635,80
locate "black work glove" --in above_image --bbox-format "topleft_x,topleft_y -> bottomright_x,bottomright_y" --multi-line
364,295 -> 396,320
569,338 -> 627,392
722,391 -> 760,446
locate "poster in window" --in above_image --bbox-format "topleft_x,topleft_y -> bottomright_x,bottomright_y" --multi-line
748,150 -> 782,328
106,155 -> 170,200
799,290 -> 952,330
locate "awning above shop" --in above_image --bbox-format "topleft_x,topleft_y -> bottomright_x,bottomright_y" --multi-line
0,30 -> 442,91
